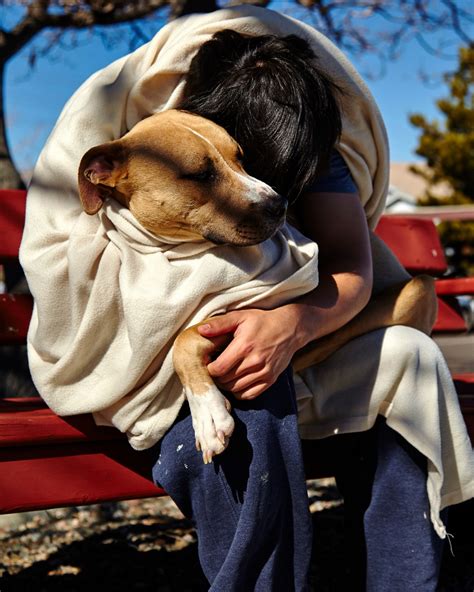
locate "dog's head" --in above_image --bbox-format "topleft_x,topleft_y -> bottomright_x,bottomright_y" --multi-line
78,110 -> 287,246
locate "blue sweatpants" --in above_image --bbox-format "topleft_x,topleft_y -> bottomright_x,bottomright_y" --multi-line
150,369 -> 444,591
330,417 -> 446,591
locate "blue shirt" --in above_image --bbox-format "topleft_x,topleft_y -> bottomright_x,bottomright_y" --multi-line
306,151 -> 357,194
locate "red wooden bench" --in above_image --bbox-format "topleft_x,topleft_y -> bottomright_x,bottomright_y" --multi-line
0,189 -> 473,514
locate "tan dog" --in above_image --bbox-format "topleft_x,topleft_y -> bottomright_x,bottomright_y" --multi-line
78,109 -> 437,463
79,110 -> 286,245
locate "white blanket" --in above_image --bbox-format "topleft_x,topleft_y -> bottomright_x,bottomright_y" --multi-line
19,6 -> 473,535
20,6 -> 389,448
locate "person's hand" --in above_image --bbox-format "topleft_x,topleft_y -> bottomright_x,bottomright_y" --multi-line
198,307 -> 304,400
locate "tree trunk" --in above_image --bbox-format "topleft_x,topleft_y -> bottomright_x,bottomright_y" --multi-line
0,62 -> 25,190
173,0 -> 218,18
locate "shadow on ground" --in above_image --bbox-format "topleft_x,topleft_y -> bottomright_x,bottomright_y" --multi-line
0,512 -> 207,592
0,485 -> 473,591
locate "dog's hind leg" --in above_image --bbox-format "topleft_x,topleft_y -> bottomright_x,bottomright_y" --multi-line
293,274 -> 438,372
173,322 -> 235,464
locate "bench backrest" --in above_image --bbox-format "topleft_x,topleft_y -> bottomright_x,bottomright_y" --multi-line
374,216 -> 448,276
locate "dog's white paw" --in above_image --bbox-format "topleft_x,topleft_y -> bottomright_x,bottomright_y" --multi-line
185,387 -> 235,464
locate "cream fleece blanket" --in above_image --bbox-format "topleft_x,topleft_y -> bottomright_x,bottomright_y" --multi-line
20,6 -> 473,535
20,5 -> 388,447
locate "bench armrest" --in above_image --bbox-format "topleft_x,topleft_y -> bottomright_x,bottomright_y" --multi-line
436,277 -> 474,297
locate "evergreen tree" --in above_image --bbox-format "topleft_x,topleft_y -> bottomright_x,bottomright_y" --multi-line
410,46 -> 474,275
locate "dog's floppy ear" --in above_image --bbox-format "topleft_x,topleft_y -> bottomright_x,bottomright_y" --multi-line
78,141 -> 126,214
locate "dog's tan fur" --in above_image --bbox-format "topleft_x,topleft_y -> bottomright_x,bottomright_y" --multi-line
79,109 -> 285,246
78,109 -> 438,463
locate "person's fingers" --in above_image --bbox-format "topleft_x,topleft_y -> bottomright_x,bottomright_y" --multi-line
220,365 -> 272,392
206,338 -> 250,377
198,313 -> 241,338
234,381 -> 272,401
217,357 -> 265,384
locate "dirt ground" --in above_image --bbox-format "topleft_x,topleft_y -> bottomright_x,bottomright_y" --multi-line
0,479 -> 472,591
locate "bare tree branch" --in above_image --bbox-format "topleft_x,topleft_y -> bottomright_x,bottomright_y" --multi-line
292,0 -> 473,60
2,0 -> 473,66
441,0 -> 474,47
1,0 -> 169,60
1,0 -> 473,188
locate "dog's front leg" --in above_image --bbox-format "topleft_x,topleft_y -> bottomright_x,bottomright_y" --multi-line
173,321 -> 235,464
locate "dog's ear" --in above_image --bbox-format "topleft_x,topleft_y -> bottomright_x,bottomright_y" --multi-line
78,141 -> 126,214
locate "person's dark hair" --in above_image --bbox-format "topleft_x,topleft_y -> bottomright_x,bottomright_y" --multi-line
180,29 -> 343,202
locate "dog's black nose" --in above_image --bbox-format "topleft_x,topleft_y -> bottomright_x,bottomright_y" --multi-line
262,196 -> 287,219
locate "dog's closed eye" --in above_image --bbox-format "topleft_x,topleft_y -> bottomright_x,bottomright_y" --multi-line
182,159 -> 216,183
184,169 -> 216,182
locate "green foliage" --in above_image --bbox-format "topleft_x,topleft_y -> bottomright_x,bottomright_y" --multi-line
410,46 -> 474,276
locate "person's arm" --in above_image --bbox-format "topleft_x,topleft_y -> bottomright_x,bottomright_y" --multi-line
198,188 -> 373,400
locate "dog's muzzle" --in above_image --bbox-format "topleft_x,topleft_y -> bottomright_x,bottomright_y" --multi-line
255,187 -> 288,221
261,197 -> 287,219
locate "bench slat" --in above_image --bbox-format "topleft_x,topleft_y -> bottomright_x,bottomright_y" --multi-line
433,298 -> 469,332
436,277 -> 474,296
0,440 -> 165,514
0,190 -> 27,262
0,399 -> 123,447
0,293 -> 32,344
375,216 -> 448,275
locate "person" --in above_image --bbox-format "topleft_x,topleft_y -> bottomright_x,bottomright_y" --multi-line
19,6 -> 474,591
152,27 -> 472,591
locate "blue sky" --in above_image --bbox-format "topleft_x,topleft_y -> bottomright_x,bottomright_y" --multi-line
4,4 -> 465,179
